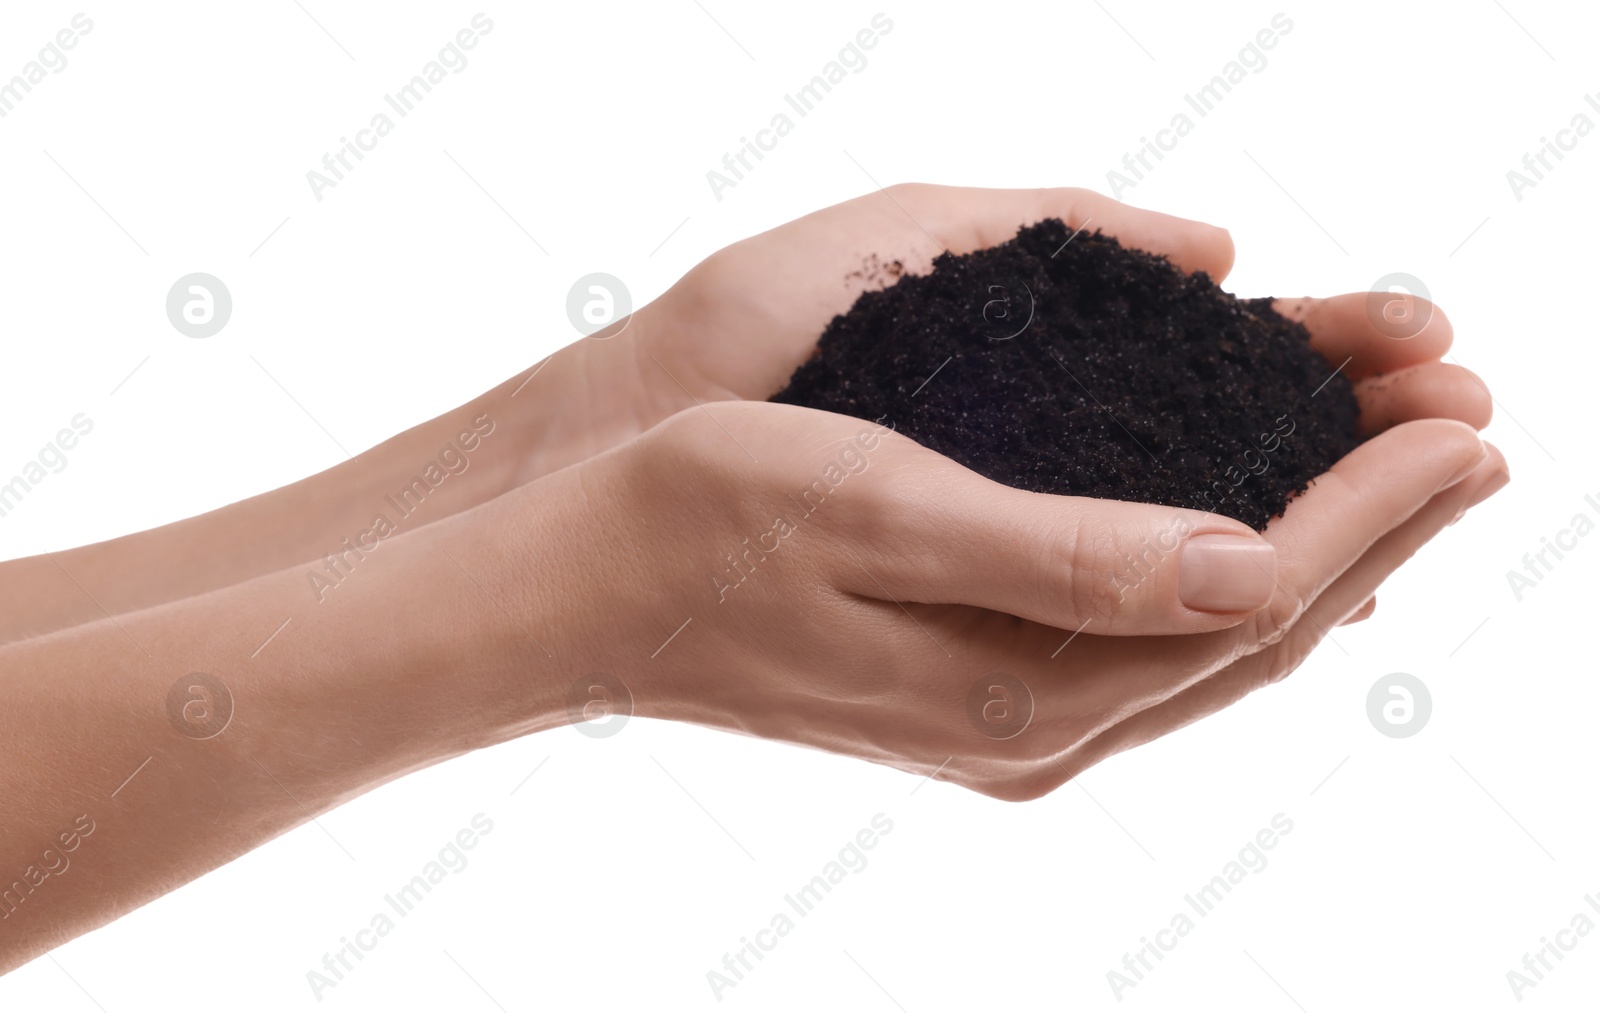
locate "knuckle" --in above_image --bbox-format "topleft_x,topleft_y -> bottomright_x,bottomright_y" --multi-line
1058,186 -> 1097,216
1260,621 -> 1323,686
882,180 -> 920,200
642,407 -> 722,479
833,461 -> 902,530
882,181 -> 934,212
1251,589 -> 1305,647
634,407 -> 764,526
827,453 -> 939,567
1061,520 -> 1128,629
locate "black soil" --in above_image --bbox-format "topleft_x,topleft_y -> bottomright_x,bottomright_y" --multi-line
770,220 -> 1362,531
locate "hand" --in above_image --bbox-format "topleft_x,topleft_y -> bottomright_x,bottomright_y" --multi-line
636,184 -> 1237,404
548,392 -> 1505,801
547,184 -> 1491,470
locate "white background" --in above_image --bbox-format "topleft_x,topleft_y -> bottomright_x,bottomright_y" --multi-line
0,1 -> 1595,1009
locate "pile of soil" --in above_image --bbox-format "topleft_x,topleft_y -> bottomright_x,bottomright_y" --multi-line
770,219 -> 1362,531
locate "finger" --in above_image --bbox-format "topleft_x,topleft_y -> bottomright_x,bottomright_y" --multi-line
1055,444 -> 1508,780
1292,443 -> 1508,636
1451,452 -> 1512,523
1339,596 -> 1376,626
1274,292 -> 1453,378
1024,418 -> 1486,725
845,464 -> 1278,637
1354,361 -> 1494,435
1256,418 -> 1485,635
907,184 -> 1236,282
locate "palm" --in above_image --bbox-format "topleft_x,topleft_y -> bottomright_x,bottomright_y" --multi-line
640,187 -> 951,403
632,184 -> 1238,409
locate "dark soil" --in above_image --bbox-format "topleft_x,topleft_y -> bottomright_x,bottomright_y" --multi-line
770,219 -> 1362,531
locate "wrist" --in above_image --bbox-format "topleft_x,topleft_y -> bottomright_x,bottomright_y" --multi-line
464,421 -> 715,739
498,326 -> 657,490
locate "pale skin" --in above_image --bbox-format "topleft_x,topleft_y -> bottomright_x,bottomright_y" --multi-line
0,185 -> 1507,972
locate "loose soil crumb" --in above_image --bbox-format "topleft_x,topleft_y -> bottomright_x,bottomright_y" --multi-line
843,253 -> 906,288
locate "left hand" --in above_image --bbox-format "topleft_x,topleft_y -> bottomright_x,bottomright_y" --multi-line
543,184 -> 1488,478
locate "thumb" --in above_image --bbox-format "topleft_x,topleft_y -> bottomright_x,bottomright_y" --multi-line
853,471 -> 1277,636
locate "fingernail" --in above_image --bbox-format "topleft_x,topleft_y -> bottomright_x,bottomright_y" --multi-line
1179,534 -> 1277,613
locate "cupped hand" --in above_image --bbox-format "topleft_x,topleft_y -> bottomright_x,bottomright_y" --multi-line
634,184 -> 1236,404
616,181 -> 1498,611
524,184 -> 1505,799
601,184 -> 1491,438
526,186 -> 1489,490
562,389 -> 1504,801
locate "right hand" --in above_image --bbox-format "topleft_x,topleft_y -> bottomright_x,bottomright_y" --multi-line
556,399 -> 1504,801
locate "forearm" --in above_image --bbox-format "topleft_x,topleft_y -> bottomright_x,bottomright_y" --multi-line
0,459 -> 602,972
0,335 -> 648,644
